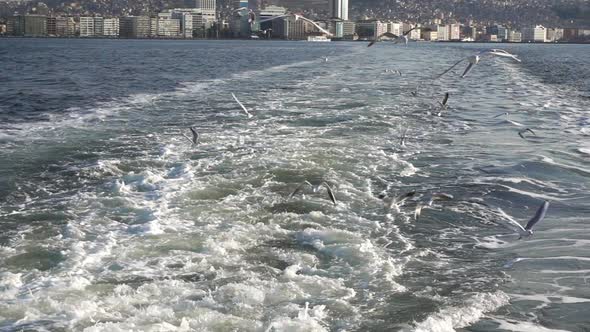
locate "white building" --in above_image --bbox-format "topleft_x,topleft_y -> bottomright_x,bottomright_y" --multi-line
522,25 -> 547,42
449,24 -> 460,40
437,25 -> 449,41
103,18 -> 119,37
329,0 -> 348,21
386,22 -> 402,36
157,18 -> 181,37
79,17 -> 94,37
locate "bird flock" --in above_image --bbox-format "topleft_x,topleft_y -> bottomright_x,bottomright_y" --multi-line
180,40 -> 549,240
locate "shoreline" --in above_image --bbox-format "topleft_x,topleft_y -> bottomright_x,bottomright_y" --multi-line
0,35 -> 589,44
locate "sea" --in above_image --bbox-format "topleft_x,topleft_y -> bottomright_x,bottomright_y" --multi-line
0,38 -> 589,332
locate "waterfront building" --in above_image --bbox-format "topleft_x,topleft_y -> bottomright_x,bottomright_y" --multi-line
119,16 -> 150,38
355,20 -> 386,40
449,24 -> 460,40
55,17 -> 76,36
196,0 -> 216,22
508,30 -> 522,42
386,22 -> 402,36
546,28 -> 564,42
156,16 -> 181,37
80,17 -> 103,37
103,18 -> 119,37
8,15 -> 47,36
422,30 -> 437,41
437,25 -> 449,41
342,20 -> 355,39
47,16 -> 56,36
522,25 -> 547,42
329,0 -> 348,21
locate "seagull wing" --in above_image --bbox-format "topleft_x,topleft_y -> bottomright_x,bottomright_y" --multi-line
395,190 -> 416,205
321,181 -> 337,206
181,132 -> 194,144
524,201 -> 549,230
461,62 -> 476,78
495,207 -> 526,233
231,93 -> 253,118
526,128 -> 536,136
436,58 -> 467,79
441,93 -> 449,106
402,27 -> 416,36
493,112 -> 508,118
414,204 -> 424,220
189,127 -> 199,144
288,181 -> 312,199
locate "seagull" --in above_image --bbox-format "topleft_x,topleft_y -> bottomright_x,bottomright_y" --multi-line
437,49 -> 521,79
415,193 -> 454,220
493,112 -> 509,119
379,190 -> 417,212
289,181 -> 337,206
518,128 -> 536,139
368,27 -> 431,47
324,57 -> 329,62
231,93 -> 253,118
434,93 -> 450,116
399,128 -> 409,147
182,127 -> 199,145
495,201 -> 549,239
438,93 -> 450,108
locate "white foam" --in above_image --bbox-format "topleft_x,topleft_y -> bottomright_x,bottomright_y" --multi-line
412,291 -> 509,332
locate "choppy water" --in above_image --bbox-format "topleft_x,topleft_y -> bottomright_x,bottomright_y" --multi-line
0,39 -> 589,332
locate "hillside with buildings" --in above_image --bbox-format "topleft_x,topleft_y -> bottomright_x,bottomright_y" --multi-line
0,0 -> 588,42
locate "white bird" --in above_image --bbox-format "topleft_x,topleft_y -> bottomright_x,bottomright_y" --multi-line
368,27 -> 431,47
437,49 -> 521,79
415,193 -> 454,220
231,93 -> 253,118
495,201 -> 549,239
493,112 -> 509,119
379,190 -> 416,212
399,128 -> 409,147
289,181 -> 337,206
181,126 -> 199,145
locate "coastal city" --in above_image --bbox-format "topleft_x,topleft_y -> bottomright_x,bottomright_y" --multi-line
0,0 -> 589,42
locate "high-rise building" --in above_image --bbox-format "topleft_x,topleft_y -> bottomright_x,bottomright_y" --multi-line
103,18 -> 119,37
55,17 -> 76,36
8,15 -> 47,36
196,0 -> 216,16
329,0 -> 348,21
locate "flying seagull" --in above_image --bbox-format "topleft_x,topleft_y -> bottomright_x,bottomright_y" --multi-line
181,126 -> 199,145
231,93 -> 253,118
368,27 -> 431,47
518,128 -> 536,139
379,190 -> 417,212
436,93 -> 450,116
495,201 -> 549,239
415,193 -> 454,220
289,181 -> 337,206
437,49 -> 521,79
439,93 -> 450,108
399,128 -> 409,147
